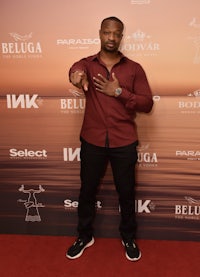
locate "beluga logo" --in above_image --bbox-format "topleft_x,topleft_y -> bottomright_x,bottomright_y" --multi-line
1,32 -> 42,59
175,196 -> 200,220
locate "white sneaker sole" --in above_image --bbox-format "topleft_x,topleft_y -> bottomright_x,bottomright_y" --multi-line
66,237 -> 95,259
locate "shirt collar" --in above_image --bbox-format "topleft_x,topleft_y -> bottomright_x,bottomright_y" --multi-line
90,52 -> 126,62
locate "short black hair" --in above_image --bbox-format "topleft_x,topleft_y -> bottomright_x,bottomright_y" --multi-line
101,16 -> 124,31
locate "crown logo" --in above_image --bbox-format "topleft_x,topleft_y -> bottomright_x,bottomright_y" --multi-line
189,17 -> 200,29
188,89 -> 200,97
133,30 -> 145,40
131,0 -> 150,4
127,30 -> 150,41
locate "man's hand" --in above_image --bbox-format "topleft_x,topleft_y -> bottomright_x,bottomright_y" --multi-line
70,70 -> 89,91
93,72 -> 120,96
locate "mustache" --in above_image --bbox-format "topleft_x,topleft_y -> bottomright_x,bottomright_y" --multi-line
105,41 -> 116,45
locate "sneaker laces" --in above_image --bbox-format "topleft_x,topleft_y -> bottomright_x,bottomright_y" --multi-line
125,241 -> 136,248
74,238 -> 84,246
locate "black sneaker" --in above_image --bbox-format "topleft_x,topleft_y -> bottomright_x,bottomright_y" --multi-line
66,237 -> 94,259
122,240 -> 141,261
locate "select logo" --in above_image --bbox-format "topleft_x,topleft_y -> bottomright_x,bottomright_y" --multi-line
64,199 -> 102,209
9,148 -> 47,159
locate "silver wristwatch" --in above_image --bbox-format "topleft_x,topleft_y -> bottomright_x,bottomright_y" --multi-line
114,87 -> 122,97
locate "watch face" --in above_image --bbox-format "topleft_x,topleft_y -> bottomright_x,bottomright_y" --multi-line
115,88 -> 122,96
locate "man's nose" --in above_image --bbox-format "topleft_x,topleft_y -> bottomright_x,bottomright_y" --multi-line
108,33 -> 115,40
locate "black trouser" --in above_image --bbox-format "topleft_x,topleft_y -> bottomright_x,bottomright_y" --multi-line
77,138 -> 138,241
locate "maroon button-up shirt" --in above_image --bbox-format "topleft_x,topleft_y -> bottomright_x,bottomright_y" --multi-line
69,52 -> 153,148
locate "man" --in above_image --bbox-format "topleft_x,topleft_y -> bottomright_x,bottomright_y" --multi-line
66,16 -> 153,261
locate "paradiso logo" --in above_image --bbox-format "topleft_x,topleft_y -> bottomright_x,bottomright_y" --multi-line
175,196 -> 200,220
1,32 -> 42,59
56,37 -> 100,50
137,144 -> 158,167
6,94 -> 43,109
120,29 -> 160,57
60,89 -> 85,114
176,149 -> 200,161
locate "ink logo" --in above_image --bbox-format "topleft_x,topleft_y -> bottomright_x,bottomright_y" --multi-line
120,199 -> 155,214
57,37 -> 100,50
60,89 -> 85,114
121,29 -> 160,57
6,94 -> 43,109
2,32 -> 42,59
175,196 -> 200,220
188,17 -> 200,64
131,0 -> 150,4
135,199 -> 155,213
176,149 -> 200,161
63,147 -> 80,161
137,144 -> 158,167
18,185 -> 45,222
9,148 -> 48,160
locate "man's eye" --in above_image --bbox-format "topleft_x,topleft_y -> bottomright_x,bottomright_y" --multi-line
115,33 -> 121,38
103,31 -> 122,38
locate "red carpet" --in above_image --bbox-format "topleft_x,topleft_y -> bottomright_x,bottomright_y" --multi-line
0,234 -> 199,277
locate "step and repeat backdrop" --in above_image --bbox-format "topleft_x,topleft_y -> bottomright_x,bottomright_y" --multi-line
1,0 -> 200,241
